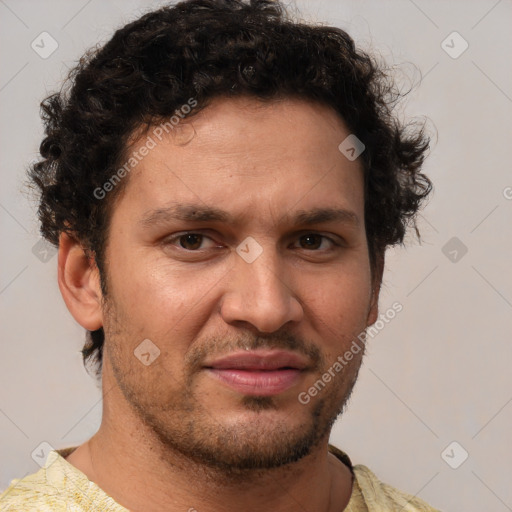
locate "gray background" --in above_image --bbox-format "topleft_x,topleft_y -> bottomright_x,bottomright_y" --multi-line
1,1 -> 511,510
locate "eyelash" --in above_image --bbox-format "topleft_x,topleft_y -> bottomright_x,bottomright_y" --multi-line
163,232 -> 341,252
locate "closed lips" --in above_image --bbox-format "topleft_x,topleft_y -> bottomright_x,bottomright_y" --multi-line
204,350 -> 309,371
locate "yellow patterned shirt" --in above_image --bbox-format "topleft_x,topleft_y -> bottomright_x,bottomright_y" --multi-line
0,445 -> 440,511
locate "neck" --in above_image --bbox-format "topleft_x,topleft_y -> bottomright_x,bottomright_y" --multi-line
65,368 -> 353,512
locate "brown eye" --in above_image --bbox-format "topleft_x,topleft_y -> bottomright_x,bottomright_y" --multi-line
299,234 -> 324,250
163,232 -> 220,253
178,234 -> 204,250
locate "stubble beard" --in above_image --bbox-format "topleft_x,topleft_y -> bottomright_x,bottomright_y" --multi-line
104,298 -> 365,481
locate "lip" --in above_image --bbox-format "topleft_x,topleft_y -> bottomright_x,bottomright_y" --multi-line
204,350 -> 309,371
203,350 -> 309,396
206,368 -> 303,396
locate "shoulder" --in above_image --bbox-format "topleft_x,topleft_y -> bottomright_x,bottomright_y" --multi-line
0,461 -> 68,511
352,464 -> 441,511
327,444 -> 441,511
0,449 -> 127,512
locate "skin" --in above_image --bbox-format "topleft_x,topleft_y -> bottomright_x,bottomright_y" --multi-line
59,96 -> 382,512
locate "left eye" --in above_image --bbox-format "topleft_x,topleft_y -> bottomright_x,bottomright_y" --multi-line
293,234 -> 336,251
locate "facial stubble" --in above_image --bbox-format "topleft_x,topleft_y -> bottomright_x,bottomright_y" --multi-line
103,295 -> 365,481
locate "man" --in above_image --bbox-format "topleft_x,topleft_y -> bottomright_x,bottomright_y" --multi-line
1,0 -> 438,510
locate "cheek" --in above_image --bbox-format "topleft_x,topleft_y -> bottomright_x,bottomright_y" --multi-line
303,265 -> 372,345
106,250 -> 226,355
107,246 -> 184,316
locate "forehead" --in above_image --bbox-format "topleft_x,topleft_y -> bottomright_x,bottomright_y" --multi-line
116,96 -> 365,225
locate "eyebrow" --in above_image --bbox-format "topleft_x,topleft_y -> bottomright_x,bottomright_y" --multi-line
139,204 -> 360,228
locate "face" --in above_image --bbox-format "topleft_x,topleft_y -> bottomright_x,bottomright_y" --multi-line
100,96 -> 379,474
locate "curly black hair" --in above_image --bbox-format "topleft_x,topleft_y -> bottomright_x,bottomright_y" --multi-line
29,0 -> 432,377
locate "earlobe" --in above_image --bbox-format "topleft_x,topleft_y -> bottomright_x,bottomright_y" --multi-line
57,232 -> 103,331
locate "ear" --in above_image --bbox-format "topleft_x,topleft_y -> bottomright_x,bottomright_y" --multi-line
58,232 -> 103,331
366,252 -> 385,326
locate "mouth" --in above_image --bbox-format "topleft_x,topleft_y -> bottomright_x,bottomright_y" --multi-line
203,350 -> 309,396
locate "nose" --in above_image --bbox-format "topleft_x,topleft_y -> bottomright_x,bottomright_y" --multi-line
220,247 -> 304,333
